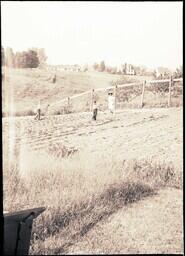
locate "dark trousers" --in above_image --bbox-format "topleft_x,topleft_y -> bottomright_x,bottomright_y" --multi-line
35,109 -> 41,120
92,108 -> 98,120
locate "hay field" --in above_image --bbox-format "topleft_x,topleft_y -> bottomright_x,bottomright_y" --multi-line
3,105 -> 183,254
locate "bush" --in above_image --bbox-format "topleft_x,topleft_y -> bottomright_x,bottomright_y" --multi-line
53,105 -> 73,115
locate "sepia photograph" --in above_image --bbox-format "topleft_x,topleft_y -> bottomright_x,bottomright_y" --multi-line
1,1 -> 183,255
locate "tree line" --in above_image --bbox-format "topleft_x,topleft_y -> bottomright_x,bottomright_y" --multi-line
1,47 -> 182,78
93,61 -> 150,75
93,60 -> 182,78
1,47 -> 47,68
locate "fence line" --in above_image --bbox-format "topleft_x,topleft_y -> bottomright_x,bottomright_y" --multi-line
48,77 -> 183,109
51,90 -> 91,106
148,78 -> 182,84
49,82 -> 142,107
174,78 -> 183,82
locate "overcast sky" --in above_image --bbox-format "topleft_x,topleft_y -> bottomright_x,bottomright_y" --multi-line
1,1 -> 183,69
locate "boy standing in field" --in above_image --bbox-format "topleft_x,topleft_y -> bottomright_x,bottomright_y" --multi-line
108,92 -> 115,114
52,74 -> 56,83
92,100 -> 98,120
34,100 -> 41,120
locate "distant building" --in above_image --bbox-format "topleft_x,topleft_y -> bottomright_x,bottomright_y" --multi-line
125,63 -> 135,75
155,67 -> 171,78
45,64 -> 82,72
117,63 -> 136,75
45,65 -> 56,71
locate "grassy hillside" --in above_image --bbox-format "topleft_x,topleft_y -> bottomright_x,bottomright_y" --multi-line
2,68 -> 152,116
2,67 -> 182,117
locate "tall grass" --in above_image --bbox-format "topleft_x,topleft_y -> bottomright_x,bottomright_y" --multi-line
3,148 -> 182,255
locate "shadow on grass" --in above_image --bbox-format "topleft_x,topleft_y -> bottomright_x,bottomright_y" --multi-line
37,182 -> 155,255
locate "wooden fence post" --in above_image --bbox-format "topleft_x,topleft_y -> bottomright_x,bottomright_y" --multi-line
67,97 -> 70,113
67,97 -> 70,106
140,80 -> 146,108
168,76 -> 173,107
90,89 -> 94,112
114,85 -> 117,112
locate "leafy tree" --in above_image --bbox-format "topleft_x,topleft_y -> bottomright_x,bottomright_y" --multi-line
99,61 -> 105,72
14,50 -> 39,68
26,50 -> 39,68
174,66 -> 183,78
30,47 -> 47,67
105,66 -> 112,73
93,62 -> 99,71
5,47 -> 15,67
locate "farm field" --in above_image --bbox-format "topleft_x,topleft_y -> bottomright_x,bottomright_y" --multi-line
3,106 -> 183,254
3,107 -> 183,168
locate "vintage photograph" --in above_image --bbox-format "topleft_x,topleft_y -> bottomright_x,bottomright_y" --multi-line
2,1 -> 183,255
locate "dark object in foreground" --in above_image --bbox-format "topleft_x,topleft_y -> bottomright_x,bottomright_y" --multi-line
4,207 -> 45,255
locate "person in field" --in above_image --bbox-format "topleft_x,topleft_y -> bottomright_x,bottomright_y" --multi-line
108,92 -> 115,114
52,74 -> 56,83
92,100 -> 98,120
34,100 -> 41,120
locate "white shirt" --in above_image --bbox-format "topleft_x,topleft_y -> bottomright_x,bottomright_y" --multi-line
92,103 -> 98,110
108,96 -> 115,110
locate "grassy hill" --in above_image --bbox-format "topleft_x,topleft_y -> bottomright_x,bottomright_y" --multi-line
2,68 -> 152,116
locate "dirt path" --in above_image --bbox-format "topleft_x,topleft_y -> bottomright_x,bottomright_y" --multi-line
67,188 -> 183,254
